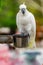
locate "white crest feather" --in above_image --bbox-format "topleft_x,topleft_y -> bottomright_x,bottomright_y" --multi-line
19,3 -> 26,9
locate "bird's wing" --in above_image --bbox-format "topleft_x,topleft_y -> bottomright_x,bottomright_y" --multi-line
16,13 -> 22,32
30,13 -> 36,39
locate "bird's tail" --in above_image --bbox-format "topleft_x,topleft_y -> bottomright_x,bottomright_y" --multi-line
28,38 -> 36,48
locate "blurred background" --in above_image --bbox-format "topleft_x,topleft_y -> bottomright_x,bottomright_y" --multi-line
0,0 -> 43,47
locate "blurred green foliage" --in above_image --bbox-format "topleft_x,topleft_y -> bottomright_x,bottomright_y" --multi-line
0,0 -> 19,30
0,0 -> 43,31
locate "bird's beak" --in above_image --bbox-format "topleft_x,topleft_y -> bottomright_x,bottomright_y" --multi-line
21,8 -> 25,14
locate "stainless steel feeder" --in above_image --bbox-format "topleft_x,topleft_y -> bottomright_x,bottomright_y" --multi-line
13,34 -> 29,48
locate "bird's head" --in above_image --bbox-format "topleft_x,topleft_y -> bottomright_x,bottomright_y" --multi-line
19,3 -> 27,15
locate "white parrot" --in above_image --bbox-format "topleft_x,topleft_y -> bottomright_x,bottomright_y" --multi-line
16,3 -> 36,48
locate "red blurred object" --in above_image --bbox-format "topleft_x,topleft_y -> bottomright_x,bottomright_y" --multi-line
0,44 -> 13,65
16,31 -> 21,34
0,44 -> 24,65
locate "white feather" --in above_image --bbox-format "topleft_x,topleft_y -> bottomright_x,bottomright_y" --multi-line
16,4 -> 36,48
